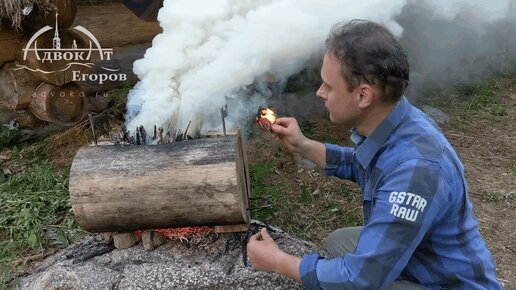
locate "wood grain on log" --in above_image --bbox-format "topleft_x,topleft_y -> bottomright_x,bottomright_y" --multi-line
73,3 -> 161,48
69,134 -> 251,232
0,30 -> 21,64
0,62 -> 40,110
30,82 -> 86,126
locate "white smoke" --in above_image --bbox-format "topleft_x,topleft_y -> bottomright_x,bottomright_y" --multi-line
125,0 -> 406,136
126,0 -> 514,136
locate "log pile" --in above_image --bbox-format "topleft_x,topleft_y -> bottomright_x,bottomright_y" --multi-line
0,0 -> 162,127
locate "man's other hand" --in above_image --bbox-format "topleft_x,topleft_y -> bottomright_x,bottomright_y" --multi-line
247,228 -> 302,282
247,228 -> 282,272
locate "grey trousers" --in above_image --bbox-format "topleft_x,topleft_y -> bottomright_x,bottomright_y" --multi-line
325,226 -> 425,290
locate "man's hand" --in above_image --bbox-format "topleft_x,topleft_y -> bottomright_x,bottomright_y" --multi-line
247,228 -> 282,272
271,117 -> 308,154
272,117 -> 326,169
247,228 -> 302,282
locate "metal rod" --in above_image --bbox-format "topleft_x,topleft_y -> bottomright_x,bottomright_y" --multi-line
184,121 -> 192,140
88,113 -> 97,147
221,105 -> 228,136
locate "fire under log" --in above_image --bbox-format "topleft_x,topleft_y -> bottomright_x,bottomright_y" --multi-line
69,131 -> 251,233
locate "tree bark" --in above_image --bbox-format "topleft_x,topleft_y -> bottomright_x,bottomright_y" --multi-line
69,134 -> 251,233
0,62 -> 40,110
30,82 -> 86,126
72,3 -> 161,48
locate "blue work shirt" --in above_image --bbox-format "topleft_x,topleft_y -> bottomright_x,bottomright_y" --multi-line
299,97 -> 501,289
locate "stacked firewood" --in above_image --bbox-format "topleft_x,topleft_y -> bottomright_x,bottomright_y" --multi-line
0,0 -> 161,127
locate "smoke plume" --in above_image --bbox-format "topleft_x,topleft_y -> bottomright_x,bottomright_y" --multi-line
126,0 -> 515,137
398,0 -> 516,97
125,0 -> 405,137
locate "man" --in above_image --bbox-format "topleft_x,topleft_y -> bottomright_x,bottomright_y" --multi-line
247,20 -> 501,290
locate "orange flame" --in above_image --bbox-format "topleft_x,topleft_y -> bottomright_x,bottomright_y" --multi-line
259,108 -> 277,124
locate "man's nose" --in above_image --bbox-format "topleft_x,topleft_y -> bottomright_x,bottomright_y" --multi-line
316,85 -> 326,100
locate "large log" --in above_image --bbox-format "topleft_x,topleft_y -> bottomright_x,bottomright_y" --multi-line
18,28 -> 91,86
69,134 -> 251,232
0,62 -> 40,110
30,82 -> 86,126
23,0 -> 78,31
0,30 -> 21,64
72,3 -> 161,48
77,43 -> 150,94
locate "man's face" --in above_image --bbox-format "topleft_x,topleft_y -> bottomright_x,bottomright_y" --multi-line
316,53 -> 361,125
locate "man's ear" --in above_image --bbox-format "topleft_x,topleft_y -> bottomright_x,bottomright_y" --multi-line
357,84 -> 374,109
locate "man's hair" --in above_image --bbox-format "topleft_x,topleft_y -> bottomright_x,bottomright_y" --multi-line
325,19 -> 410,102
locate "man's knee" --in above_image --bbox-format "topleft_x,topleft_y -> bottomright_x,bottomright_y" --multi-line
325,226 -> 362,258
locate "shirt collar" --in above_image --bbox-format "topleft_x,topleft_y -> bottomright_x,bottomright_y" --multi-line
352,96 -> 411,169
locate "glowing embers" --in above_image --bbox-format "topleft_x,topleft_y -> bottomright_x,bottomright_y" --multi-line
255,107 -> 277,130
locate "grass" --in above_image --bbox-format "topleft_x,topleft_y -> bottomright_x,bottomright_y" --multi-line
418,76 -> 512,118
249,162 -> 286,222
0,139 -> 84,288
110,83 -> 133,107
0,127 -> 20,148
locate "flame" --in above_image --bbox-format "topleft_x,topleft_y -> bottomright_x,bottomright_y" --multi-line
260,108 -> 277,124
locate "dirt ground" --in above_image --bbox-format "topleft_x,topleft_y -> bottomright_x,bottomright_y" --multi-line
443,94 -> 516,288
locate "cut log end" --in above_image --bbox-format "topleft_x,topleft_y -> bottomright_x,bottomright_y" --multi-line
30,82 -> 86,126
0,62 -> 39,110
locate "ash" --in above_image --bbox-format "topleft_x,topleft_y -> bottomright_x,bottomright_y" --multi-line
14,223 -> 320,289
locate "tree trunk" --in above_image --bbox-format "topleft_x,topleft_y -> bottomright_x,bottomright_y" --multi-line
0,30 -> 21,65
17,28 -> 91,86
30,82 -> 85,126
72,3 -> 161,48
69,133 -> 251,233
0,62 -> 40,110
77,43 -> 150,94
23,0 -> 78,30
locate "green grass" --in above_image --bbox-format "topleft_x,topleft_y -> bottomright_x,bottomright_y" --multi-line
249,162 -> 286,222
459,81 -> 507,116
0,143 -> 84,288
110,84 -> 133,106
0,127 -> 20,148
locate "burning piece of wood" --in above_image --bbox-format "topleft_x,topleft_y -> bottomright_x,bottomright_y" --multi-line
255,107 -> 277,130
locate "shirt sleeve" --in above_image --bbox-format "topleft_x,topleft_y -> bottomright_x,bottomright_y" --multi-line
324,144 -> 357,182
299,158 -> 450,289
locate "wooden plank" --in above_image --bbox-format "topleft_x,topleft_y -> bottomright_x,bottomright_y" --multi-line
214,224 -> 249,233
